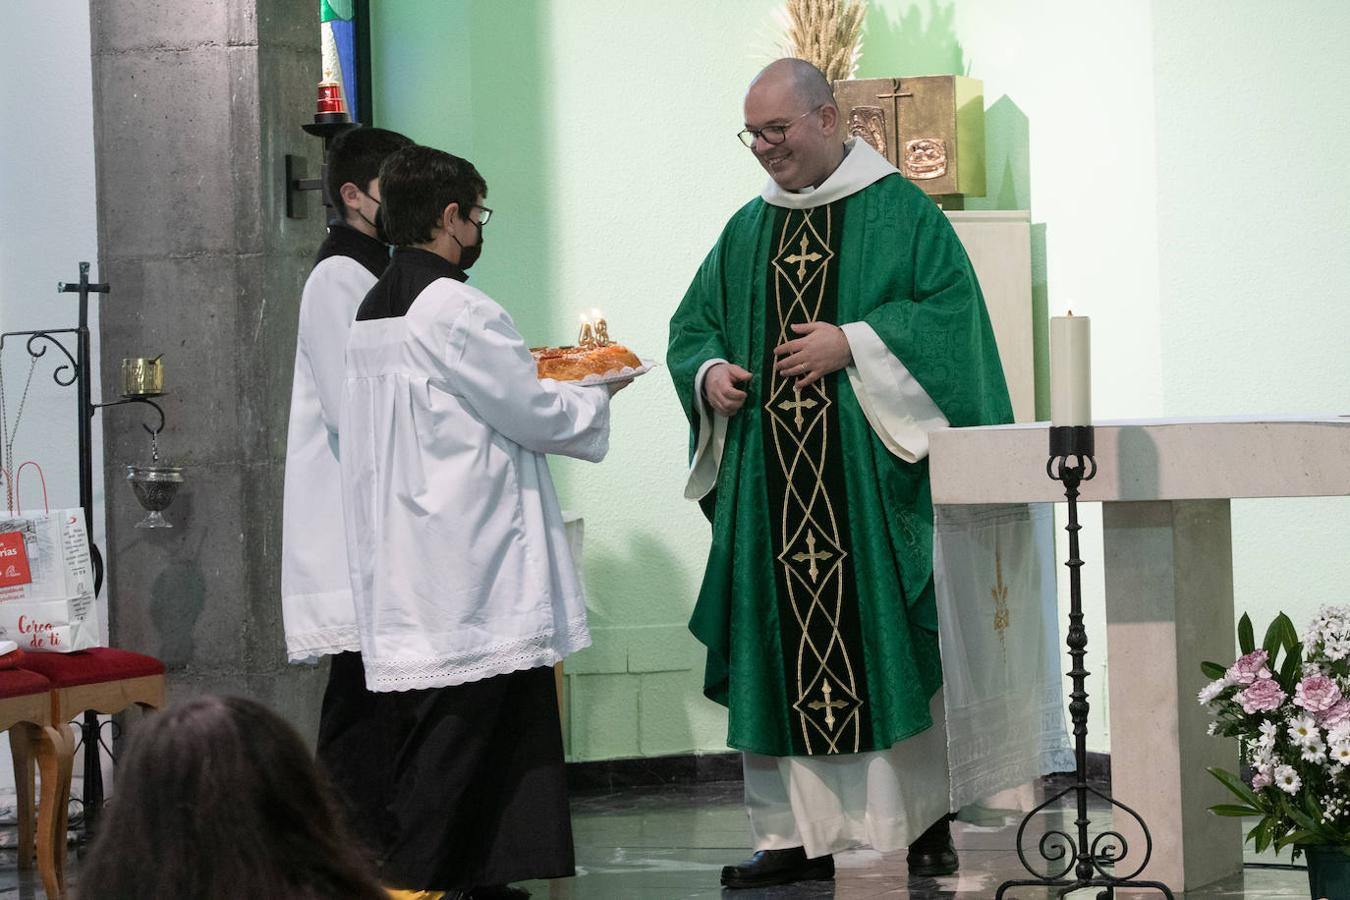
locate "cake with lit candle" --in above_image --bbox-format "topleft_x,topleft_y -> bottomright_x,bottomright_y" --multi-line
531,344 -> 641,381
531,311 -> 641,380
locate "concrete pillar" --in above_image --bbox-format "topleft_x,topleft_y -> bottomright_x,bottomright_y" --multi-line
91,0 -> 327,737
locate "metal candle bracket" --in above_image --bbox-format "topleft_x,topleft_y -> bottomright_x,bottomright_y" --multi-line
284,81 -> 361,219
995,424 -> 1174,900
0,261 -> 166,840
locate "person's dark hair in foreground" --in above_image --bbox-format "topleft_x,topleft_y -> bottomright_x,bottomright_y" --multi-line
76,695 -> 388,900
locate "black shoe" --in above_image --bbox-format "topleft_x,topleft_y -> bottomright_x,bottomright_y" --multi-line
720,848 -> 835,889
906,815 -> 959,877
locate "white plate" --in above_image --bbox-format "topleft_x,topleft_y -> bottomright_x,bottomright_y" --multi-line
545,358 -> 661,386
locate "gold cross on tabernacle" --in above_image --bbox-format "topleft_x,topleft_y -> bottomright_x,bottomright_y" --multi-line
807,680 -> 849,730
791,530 -> 834,582
777,394 -> 818,430
783,235 -> 822,282
875,81 -> 913,102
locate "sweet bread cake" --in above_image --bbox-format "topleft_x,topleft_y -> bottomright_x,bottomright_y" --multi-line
531,344 -> 641,381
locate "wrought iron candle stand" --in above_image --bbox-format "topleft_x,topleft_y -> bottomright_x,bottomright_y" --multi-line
995,425 -> 1174,900
0,262 -> 167,837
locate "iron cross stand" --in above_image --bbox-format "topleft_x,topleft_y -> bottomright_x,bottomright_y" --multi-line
995,425 -> 1174,899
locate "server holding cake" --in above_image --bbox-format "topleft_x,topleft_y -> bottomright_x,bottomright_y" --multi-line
338,144 -> 628,898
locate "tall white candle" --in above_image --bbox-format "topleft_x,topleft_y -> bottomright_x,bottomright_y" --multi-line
1050,313 -> 1091,426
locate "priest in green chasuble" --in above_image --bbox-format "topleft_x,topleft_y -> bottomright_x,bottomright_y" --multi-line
667,59 -> 1013,890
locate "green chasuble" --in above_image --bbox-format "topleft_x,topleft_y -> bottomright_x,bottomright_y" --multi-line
668,161 -> 1012,758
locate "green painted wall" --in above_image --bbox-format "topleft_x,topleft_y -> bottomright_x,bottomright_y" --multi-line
371,1 -> 1350,762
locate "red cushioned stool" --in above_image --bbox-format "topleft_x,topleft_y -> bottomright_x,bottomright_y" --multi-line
0,668 -> 74,900
17,648 -> 167,719
18,648 -> 165,862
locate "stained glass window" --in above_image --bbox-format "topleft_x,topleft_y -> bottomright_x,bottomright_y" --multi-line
320,0 -> 368,123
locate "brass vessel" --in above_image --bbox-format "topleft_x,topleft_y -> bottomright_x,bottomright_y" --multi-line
121,355 -> 164,397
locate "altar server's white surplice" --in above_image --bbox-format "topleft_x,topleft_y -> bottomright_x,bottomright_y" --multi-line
341,260 -> 610,692
281,226 -> 388,662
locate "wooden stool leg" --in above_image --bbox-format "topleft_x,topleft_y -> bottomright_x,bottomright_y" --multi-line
9,722 -> 38,870
36,723 -> 75,900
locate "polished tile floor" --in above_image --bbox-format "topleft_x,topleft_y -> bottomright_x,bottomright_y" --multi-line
0,781 -> 1316,898
520,781 -> 1312,899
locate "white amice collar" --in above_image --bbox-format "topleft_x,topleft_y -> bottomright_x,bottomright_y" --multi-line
760,138 -> 899,209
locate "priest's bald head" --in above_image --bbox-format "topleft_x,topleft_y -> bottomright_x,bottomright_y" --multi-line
741,58 -> 843,192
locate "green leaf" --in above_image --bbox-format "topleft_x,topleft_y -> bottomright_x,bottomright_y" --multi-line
1209,767 -> 1263,809
1304,790 -> 1326,823
1276,829 -> 1319,850
1201,660 -> 1228,680
1254,818 -> 1273,854
1280,614 -> 1300,652
1239,613 -> 1255,655
1210,804 -> 1260,817
1262,616 -> 1284,660
1279,642 -> 1303,688
1285,799 -> 1318,832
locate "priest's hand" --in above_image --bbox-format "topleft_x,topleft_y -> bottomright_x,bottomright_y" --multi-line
704,363 -> 753,416
774,322 -> 852,388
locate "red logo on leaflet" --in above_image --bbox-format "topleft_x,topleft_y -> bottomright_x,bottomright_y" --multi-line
0,532 -> 32,588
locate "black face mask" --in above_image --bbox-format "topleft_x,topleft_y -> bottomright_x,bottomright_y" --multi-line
371,207 -> 390,244
451,222 -> 484,270
356,190 -> 388,244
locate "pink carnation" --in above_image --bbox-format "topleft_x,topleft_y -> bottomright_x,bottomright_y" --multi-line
1240,678 -> 1287,714
1251,771 -> 1273,791
1227,650 -> 1273,686
1321,699 -> 1350,728
1295,674 -> 1343,714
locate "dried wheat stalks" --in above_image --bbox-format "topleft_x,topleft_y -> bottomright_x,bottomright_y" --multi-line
782,0 -> 867,83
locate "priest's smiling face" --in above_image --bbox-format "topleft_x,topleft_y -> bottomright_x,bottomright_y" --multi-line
743,66 -> 842,192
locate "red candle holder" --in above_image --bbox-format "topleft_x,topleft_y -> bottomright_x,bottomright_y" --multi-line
312,80 -> 350,125
316,81 -> 344,114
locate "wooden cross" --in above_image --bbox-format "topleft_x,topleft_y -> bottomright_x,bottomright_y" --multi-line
777,394 -> 818,430
807,679 -> 849,730
791,530 -> 833,582
783,234 -> 822,282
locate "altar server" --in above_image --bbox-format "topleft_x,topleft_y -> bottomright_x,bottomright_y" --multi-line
280,125 -> 411,854
340,144 -> 623,899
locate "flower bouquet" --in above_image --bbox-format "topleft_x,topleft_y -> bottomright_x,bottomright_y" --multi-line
1199,607 -> 1350,892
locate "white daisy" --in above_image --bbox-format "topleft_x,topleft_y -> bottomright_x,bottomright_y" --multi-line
1275,765 -> 1302,795
1290,715 -> 1321,748
1302,744 -> 1328,765
1198,679 -> 1229,704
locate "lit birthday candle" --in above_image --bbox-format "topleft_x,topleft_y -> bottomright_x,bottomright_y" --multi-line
591,308 -> 610,345
577,313 -> 595,347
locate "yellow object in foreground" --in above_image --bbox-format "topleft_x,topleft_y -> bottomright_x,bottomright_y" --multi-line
386,889 -> 446,900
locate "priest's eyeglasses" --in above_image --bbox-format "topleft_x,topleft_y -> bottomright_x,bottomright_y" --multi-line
468,205 -> 493,226
737,106 -> 822,148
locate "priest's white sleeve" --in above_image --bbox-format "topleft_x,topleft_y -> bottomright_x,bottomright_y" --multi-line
684,358 -> 729,500
839,322 -> 948,462
446,297 -> 611,463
